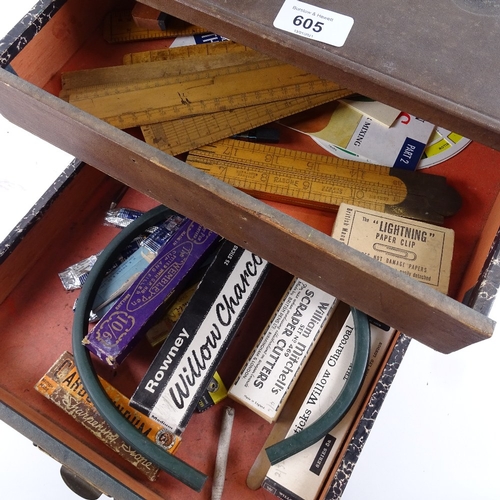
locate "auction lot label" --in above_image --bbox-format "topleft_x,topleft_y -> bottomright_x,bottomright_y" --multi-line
274,0 -> 354,47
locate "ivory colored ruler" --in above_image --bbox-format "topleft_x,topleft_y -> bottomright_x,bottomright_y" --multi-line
122,39 -> 251,64
103,9 -> 207,43
141,90 -> 351,156
185,139 -> 462,223
60,42 -> 268,99
124,42 -> 351,154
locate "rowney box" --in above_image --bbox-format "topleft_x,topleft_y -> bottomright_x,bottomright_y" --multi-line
130,240 -> 270,435
83,218 -> 220,367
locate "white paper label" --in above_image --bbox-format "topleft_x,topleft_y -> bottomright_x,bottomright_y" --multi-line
228,278 -> 337,422
273,0 -> 354,47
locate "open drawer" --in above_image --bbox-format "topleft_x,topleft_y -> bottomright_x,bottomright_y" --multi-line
0,0 -> 499,498
0,0 -> 499,352
0,160 -> 408,499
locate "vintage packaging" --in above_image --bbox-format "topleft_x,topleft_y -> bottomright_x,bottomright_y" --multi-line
58,238 -> 144,292
262,316 -> 396,500
59,206 -> 152,291
196,371 -> 228,413
104,206 -> 145,228
145,280 -> 200,347
332,203 -> 455,294
228,278 -> 338,423
91,213 -> 186,319
35,351 -> 181,481
83,219 -> 220,367
283,99 -> 435,170
130,241 -> 269,435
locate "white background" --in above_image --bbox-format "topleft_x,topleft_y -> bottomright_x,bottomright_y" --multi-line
1,2 -> 500,499
1,2 -> 82,499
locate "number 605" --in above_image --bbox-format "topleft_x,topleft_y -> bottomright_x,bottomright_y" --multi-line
293,15 -> 324,32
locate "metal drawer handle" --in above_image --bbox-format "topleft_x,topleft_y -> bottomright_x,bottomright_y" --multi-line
60,466 -> 102,500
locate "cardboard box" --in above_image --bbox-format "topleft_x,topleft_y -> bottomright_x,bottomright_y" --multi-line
83,219 -> 219,367
35,351 -> 181,481
332,203 -> 455,294
130,241 -> 270,434
145,281 -> 199,347
91,213 -> 186,319
262,317 -> 396,500
228,277 -> 338,423
2,2 -> 499,497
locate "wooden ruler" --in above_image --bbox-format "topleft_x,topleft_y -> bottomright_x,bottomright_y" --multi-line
68,58 -> 345,129
103,10 -> 208,43
125,42 -> 351,154
185,139 -> 462,224
122,39 -> 250,64
62,40 -> 352,152
61,42 -> 267,99
67,57 -> 280,102
141,90 -> 351,156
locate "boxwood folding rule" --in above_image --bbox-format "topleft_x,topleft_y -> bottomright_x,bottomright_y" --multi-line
185,138 -> 462,224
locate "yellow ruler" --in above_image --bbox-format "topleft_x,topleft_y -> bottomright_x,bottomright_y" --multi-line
103,10 -> 208,43
185,139 -> 462,224
62,40 -> 352,153
141,89 -> 351,156
61,42 -> 268,100
68,58 -> 345,129
121,42 -> 352,154
122,39 -> 252,64
66,56 -> 279,102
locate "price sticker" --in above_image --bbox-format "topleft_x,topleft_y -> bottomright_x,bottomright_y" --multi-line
273,0 -> 354,47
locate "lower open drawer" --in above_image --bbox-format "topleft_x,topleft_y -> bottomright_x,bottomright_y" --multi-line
0,163 -> 407,499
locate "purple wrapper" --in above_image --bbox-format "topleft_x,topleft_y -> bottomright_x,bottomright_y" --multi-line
83,219 -> 219,367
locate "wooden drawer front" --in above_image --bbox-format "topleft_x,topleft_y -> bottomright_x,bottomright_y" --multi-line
0,1 -> 499,499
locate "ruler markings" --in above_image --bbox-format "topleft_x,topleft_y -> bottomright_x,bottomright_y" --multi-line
63,39 -> 353,156
69,78 -> 342,129
141,90 -> 352,155
185,139 -> 460,222
103,10 -> 208,44
62,51 -> 274,99
122,40 -> 255,65
63,41 -> 258,91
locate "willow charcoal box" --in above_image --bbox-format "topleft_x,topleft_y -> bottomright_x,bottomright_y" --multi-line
130,241 -> 270,435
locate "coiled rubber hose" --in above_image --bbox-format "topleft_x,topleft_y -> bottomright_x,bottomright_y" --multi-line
72,205 -> 208,492
266,306 -> 371,465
